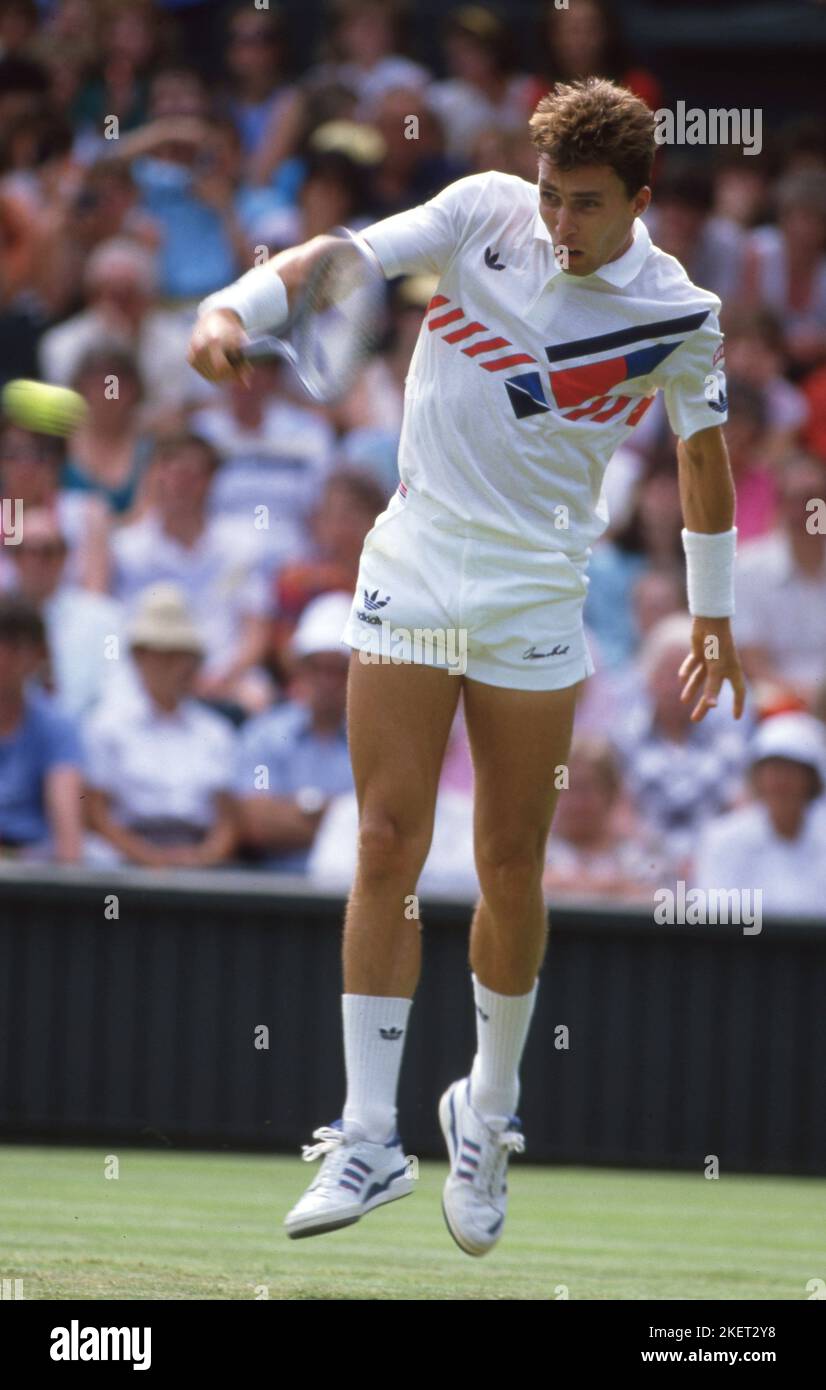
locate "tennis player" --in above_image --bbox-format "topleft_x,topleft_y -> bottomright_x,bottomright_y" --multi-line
188,77 -> 746,1256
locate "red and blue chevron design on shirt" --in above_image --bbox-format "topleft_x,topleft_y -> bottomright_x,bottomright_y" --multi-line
424,296 -> 710,429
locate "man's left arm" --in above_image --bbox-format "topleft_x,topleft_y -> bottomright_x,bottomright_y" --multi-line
676,424 -> 746,722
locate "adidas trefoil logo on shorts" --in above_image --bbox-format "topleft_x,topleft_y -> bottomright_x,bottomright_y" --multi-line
358,587 -> 392,624
379,1027 -> 404,1040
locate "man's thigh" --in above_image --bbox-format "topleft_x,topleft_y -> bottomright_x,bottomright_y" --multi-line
463,676 -> 581,855
346,652 -> 463,829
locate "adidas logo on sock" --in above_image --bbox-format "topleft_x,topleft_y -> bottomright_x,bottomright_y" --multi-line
379,1027 -> 404,1040
476,1005 -> 490,1022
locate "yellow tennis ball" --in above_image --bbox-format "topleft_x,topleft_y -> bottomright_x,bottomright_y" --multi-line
1,379 -> 88,437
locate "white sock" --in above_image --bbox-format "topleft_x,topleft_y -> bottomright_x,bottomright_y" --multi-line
342,994 -> 412,1142
469,973 -> 539,1122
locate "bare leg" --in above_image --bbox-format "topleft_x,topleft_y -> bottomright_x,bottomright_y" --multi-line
343,653 -> 463,997
463,678 -> 580,994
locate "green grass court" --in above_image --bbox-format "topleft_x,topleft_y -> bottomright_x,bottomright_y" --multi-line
1,1145 -> 821,1301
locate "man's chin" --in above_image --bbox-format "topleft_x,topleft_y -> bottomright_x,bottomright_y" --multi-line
558,252 -> 592,276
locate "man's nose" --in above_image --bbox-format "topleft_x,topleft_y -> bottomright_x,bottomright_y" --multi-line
556,211 -> 577,243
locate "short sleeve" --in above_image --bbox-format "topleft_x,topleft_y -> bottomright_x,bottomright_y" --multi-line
44,706 -> 83,771
83,715 -> 117,790
235,717 -> 287,797
359,172 -> 493,279
661,309 -> 728,440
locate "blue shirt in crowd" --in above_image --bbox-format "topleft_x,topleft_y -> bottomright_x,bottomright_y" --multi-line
0,689 -> 83,846
235,700 -> 353,874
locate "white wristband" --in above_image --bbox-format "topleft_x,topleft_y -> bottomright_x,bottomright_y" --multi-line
198,265 -> 289,336
681,527 -> 737,618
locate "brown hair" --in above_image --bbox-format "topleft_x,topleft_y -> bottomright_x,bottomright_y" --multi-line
152,431 -> 222,474
529,77 -> 655,198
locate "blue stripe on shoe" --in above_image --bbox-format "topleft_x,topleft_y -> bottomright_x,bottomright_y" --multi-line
339,1179 -> 361,1194
463,1138 -> 481,1153
364,1165 -> 408,1203
487,1215 -> 504,1236
349,1158 -> 373,1174
342,1167 -> 365,1183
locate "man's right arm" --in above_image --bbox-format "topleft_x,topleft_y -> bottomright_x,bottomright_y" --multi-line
186,234 -> 344,383
187,172 -> 486,384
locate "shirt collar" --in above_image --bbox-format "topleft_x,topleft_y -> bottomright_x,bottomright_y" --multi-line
533,212 -> 651,288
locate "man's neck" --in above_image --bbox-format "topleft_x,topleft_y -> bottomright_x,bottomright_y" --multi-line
162,508 -> 206,546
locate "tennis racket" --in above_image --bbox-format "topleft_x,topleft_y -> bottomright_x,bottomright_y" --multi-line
227,227 -> 386,403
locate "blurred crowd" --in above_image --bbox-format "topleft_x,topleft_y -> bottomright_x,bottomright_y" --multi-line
1,0 -> 826,918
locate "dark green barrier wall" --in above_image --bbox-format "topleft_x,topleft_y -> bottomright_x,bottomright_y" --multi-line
1,868 -> 824,1174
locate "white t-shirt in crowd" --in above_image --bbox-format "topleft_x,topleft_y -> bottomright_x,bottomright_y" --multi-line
693,799 -> 826,919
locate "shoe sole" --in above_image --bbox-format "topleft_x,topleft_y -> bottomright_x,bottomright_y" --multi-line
285,1176 -> 415,1240
438,1084 -> 492,1258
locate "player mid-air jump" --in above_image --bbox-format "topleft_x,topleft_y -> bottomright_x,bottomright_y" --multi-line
188,77 -> 745,1257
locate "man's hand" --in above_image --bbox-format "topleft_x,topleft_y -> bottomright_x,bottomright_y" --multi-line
186,308 -> 251,384
679,616 -> 746,721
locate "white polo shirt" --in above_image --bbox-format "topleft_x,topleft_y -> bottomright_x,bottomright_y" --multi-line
361,170 -> 727,555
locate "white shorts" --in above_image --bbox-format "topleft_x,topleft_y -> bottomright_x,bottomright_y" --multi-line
341,483 -> 595,691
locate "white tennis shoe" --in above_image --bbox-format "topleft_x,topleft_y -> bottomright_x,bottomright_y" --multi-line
284,1118 -> 414,1239
439,1077 -> 525,1256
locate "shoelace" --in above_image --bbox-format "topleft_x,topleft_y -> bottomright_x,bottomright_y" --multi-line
299,1125 -> 354,1196
472,1126 -> 526,1199
301,1125 -> 346,1163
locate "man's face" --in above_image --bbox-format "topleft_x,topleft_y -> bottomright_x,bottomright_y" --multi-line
537,156 -> 649,277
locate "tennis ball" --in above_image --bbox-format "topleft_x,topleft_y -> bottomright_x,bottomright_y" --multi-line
1,379 -> 88,436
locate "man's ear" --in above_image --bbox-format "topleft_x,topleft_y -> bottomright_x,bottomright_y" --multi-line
634,185 -> 652,218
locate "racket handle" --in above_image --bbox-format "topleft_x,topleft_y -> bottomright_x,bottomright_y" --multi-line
227,336 -> 289,366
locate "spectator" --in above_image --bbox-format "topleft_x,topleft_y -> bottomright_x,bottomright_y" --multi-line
585,464 -> 685,668
543,735 -> 676,900
309,785 -> 477,895
0,423 -> 109,591
83,583 -> 238,868
693,714 -> 826,919
108,67 -> 253,300
428,6 -> 535,162
191,363 -> 335,566
370,86 -> 465,218
576,564 -> 685,734
644,164 -> 746,305
223,1 -> 300,165
235,591 -> 354,872
270,468 -> 388,681
532,0 -> 663,112
0,592 -> 82,861
110,431 -> 271,714
615,613 -> 748,866
722,306 -> 809,468
68,0 -> 159,141
39,237 -> 205,413
801,356 -> 826,465
312,0 -> 429,119
0,0 -> 39,59
63,344 -> 153,516
7,506 -> 123,717
723,377 -> 778,542
710,146 -> 772,232
734,453 -> 826,702
740,170 -> 826,375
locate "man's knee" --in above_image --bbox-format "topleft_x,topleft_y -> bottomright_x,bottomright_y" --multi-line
356,809 -> 430,883
474,831 -> 548,902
